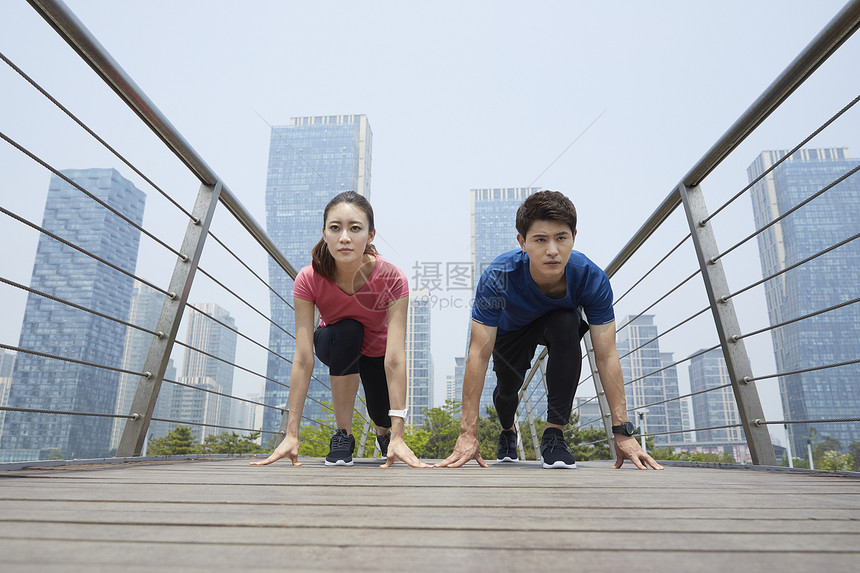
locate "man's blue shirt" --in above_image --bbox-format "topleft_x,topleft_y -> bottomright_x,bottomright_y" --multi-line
471,249 -> 614,336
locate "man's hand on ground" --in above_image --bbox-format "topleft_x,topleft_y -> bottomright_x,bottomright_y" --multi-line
612,434 -> 664,470
434,433 -> 488,468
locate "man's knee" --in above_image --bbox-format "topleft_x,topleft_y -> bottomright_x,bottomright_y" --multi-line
545,309 -> 580,331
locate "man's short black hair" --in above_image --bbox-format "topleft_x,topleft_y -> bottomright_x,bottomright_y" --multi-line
515,190 -> 577,237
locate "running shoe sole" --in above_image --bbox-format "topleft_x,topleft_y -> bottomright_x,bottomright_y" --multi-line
324,459 -> 354,466
540,457 -> 577,469
497,456 -> 518,463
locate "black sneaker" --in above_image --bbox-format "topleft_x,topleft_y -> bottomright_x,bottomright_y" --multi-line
325,429 -> 355,466
540,429 -> 577,469
376,432 -> 390,458
497,429 -> 519,462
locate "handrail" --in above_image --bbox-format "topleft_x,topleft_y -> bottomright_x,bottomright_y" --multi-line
27,0 -> 297,280
604,0 -> 860,278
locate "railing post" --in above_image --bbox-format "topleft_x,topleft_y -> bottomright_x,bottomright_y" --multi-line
519,352 -> 543,458
678,183 -> 777,465
116,181 -> 222,456
356,414 -> 373,458
582,328 -> 616,462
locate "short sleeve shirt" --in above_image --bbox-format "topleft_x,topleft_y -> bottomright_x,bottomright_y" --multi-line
471,249 -> 614,336
293,256 -> 409,357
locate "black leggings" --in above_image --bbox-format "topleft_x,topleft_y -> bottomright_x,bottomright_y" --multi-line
492,309 -> 588,429
313,319 -> 391,428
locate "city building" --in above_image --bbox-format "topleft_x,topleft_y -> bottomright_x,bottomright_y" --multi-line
0,169 -> 145,461
616,314 -> 687,447
110,280 -> 175,451
406,289 -> 433,427
573,396 -> 604,431
262,114 -> 372,442
445,374 -> 456,404
170,303 -> 237,443
230,387 -> 265,444
688,348 -> 745,450
748,148 -> 860,454
0,350 -> 16,442
468,187 -> 541,417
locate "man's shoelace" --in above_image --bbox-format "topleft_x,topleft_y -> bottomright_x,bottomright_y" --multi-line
542,434 -> 570,452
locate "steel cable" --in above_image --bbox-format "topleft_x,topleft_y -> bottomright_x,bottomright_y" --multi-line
615,269 -> 701,334
1,131 -> 184,259
711,164 -> 860,263
613,233 -> 692,307
724,232 -> 860,303
206,231 -> 294,311
0,50 -> 196,222
0,276 -> 162,339
746,357 -> 860,383
733,297 -> 860,341
0,405 -> 136,419
0,342 -> 145,379
701,93 -> 860,225
0,206 -> 170,297
161,377 -> 284,413
617,306 -> 711,363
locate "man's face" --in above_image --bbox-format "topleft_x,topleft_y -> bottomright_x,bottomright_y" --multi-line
517,219 -> 576,284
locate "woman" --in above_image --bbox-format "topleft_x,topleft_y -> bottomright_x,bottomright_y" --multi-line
252,191 -> 428,468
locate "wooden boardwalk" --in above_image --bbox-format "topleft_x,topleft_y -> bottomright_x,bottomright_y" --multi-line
0,456 -> 858,572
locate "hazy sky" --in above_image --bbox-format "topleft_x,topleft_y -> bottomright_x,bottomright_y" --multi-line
2,1 -> 858,444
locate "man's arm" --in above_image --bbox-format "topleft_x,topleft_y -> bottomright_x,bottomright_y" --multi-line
589,321 -> 664,470
434,320 -> 497,468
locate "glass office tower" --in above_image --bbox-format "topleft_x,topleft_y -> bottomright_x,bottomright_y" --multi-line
406,289 -> 433,427
688,348 -> 745,445
748,148 -> 860,455
468,187 -> 541,418
0,169 -> 145,461
616,315 -> 686,447
262,115 -> 372,442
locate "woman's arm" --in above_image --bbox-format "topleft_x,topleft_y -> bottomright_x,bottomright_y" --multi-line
381,295 -> 430,468
250,297 -> 316,466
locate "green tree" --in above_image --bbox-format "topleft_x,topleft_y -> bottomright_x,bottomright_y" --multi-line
820,450 -> 854,471
420,400 -> 462,459
200,431 -> 269,454
404,427 -> 431,457
146,426 -> 199,455
848,442 -> 860,472
649,446 -> 737,464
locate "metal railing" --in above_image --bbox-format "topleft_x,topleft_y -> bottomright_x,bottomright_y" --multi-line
1,0 -> 858,470
515,0 -> 860,467
0,0 -> 380,462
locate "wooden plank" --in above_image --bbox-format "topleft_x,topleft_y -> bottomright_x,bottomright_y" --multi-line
0,458 -> 857,572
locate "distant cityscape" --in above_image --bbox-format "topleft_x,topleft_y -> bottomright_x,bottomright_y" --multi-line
0,131 -> 857,462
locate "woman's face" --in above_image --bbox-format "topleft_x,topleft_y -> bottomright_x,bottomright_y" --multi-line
322,202 -> 375,266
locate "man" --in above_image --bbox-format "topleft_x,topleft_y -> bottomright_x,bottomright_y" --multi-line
436,191 -> 662,470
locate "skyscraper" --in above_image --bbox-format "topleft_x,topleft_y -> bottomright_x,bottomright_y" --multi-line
468,187 -> 540,416
0,169 -> 145,461
688,348 -> 744,445
0,350 -> 16,443
616,315 -> 685,447
406,289 -> 433,427
171,303 -> 237,443
748,148 -> 860,455
110,280 -> 175,451
263,115 -> 372,440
